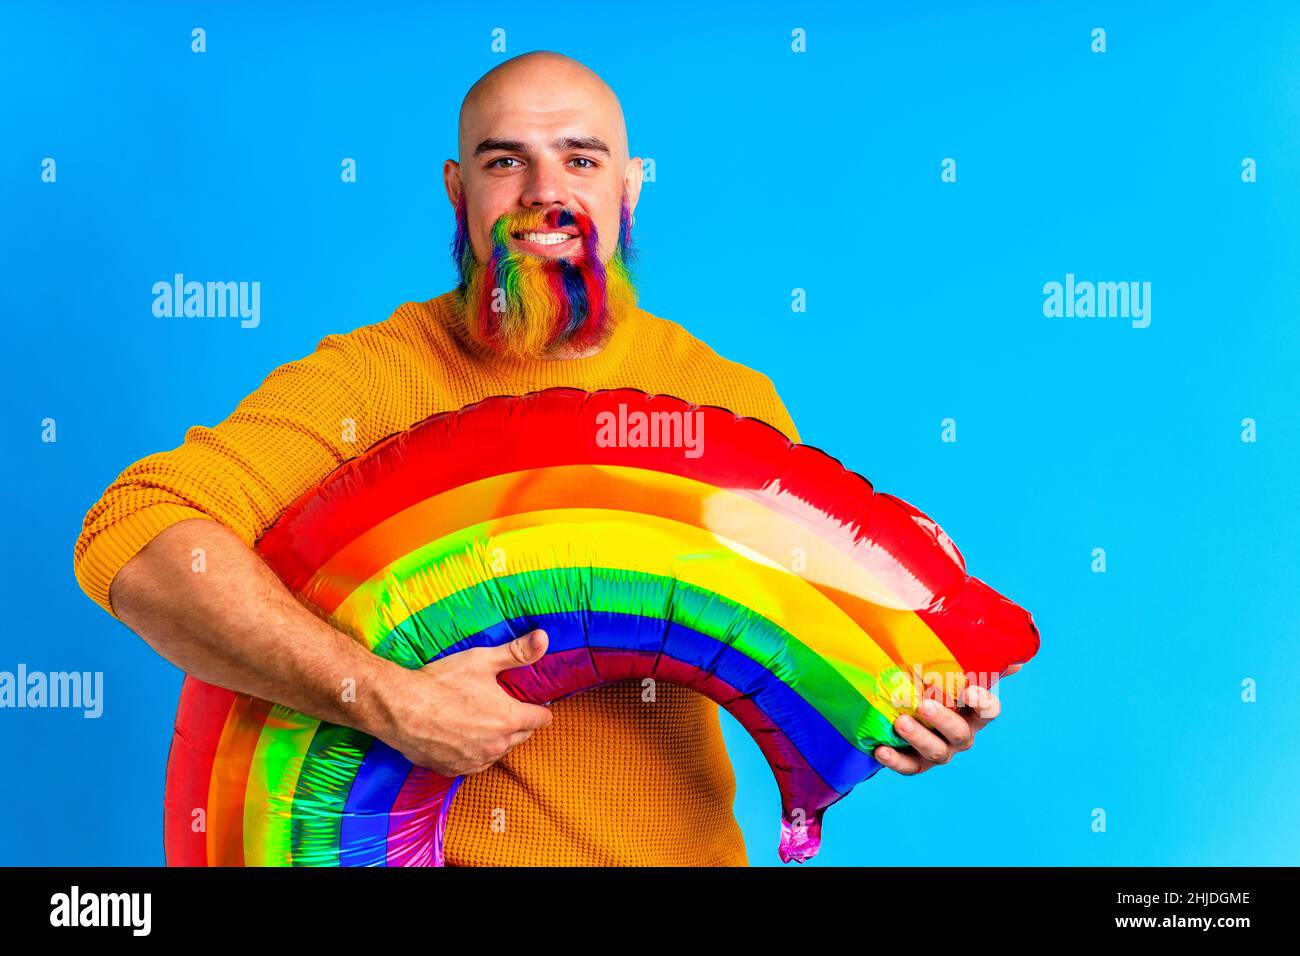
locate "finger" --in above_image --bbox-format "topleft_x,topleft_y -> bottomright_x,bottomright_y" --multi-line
489,629 -> 549,672
961,683 -> 1002,731
873,744 -> 931,776
915,698 -> 973,751
893,712 -> 953,765
504,715 -> 550,750
498,708 -> 553,759
505,728 -> 536,750
507,698 -> 554,732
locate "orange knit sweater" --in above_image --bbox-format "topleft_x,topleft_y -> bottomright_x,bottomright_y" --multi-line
73,290 -> 801,867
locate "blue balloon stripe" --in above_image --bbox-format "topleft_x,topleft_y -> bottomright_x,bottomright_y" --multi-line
421,610 -> 879,791
333,609 -> 882,866
339,739 -> 413,867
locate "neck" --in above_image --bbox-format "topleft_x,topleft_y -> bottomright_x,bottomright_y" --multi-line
539,334 -> 611,361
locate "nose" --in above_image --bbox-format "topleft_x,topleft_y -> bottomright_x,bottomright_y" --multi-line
517,157 -> 572,211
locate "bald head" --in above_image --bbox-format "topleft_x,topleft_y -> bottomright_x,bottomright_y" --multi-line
444,50 -> 642,269
458,51 -> 629,166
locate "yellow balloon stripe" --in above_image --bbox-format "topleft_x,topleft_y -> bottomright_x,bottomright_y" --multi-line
332,508 -> 951,703
305,464 -> 954,673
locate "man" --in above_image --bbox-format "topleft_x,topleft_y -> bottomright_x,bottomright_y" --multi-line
73,51 -> 1009,866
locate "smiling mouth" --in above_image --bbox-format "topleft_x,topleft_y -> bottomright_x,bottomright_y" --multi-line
511,230 -> 580,246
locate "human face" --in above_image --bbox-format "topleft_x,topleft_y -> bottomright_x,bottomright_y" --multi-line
451,71 -> 638,265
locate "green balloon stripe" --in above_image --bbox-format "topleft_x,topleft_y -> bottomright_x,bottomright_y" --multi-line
285,568 -> 914,866
370,566 -> 903,748
257,705 -> 317,866
348,515 -> 882,694
290,723 -> 373,867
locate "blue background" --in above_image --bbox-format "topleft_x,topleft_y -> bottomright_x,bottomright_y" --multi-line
3,0 -> 1297,865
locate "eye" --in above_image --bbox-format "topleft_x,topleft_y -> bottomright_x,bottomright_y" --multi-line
487,157 -> 521,169
570,157 -> 598,169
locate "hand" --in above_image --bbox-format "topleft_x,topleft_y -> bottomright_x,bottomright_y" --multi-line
873,663 -> 1023,775
369,628 -> 554,777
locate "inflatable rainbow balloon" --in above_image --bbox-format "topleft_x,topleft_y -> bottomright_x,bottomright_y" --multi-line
163,387 -> 1039,866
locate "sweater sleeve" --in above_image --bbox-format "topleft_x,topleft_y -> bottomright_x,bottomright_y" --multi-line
72,332 -> 375,620
750,370 -> 801,445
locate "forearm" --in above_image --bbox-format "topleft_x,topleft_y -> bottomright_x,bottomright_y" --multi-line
109,517 -> 402,737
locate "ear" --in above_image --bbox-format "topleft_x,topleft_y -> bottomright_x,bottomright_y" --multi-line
623,157 -> 644,218
443,159 -> 463,209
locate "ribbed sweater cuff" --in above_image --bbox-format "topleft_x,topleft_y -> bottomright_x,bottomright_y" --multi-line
74,504 -> 219,619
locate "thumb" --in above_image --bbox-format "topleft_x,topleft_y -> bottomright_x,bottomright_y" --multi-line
492,628 -> 549,672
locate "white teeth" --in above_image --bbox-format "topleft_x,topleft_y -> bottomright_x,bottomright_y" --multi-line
518,232 -> 574,245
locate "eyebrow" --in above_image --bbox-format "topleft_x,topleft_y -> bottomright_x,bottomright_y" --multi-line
474,135 -> 611,157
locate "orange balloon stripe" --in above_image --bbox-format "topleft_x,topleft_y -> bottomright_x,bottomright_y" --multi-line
203,695 -> 270,866
301,464 -> 934,665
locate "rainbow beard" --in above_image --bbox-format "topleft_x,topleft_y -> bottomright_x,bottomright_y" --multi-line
451,197 -> 638,359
